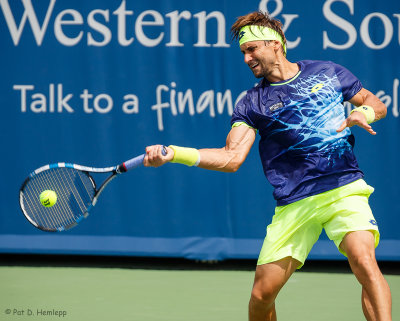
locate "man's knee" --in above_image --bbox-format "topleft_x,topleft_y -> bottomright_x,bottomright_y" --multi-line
349,253 -> 381,281
347,246 -> 382,285
340,231 -> 384,285
250,281 -> 278,306
249,258 -> 298,308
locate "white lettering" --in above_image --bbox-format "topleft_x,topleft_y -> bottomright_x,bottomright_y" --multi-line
13,84 -> 34,112
87,9 -> 112,46
196,90 -> 215,117
360,13 -> 393,49
135,10 -> 164,47
258,0 -> 283,17
31,93 -> 46,113
166,10 -> 191,47
80,90 -> 113,113
112,0 -> 134,46
49,83 -> 55,112
14,84 -> 74,113
393,79 -> 399,118
323,0 -> 357,50
54,9 -> 84,46
217,90 -> 233,115
0,0 -> 55,45
394,14 -> 400,45
151,84 -> 170,131
169,82 -> 178,116
258,0 -> 300,49
57,84 -> 74,112
80,89 -> 94,113
177,89 -> 195,115
281,14 -> 301,49
93,94 -> 113,113
122,94 -> 139,114
151,83 -> 242,130
376,90 -> 391,110
193,11 -> 229,47
234,90 -> 247,109
2,1 -> 231,48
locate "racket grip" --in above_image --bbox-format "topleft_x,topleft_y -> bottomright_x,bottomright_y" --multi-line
121,154 -> 145,172
119,146 -> 167,172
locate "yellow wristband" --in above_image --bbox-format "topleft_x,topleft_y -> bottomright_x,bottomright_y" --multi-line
168,145 -> 200,167
350,105 -> 375,124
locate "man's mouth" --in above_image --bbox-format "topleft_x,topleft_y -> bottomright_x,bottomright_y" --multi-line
250,62 -> 259,69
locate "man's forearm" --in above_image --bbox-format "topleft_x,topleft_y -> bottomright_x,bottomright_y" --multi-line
197,148 -> 246,173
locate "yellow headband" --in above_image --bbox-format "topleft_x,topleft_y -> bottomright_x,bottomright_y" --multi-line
238,25 -> 286,56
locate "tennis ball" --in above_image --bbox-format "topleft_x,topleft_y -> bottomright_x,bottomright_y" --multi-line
40,190 -> 57,207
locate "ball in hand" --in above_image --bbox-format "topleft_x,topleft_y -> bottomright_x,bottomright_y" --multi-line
40,190 -> 57,207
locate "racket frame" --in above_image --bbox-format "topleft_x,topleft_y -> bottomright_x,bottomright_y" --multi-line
20,147 -> 165,232
19,162 -> 119,232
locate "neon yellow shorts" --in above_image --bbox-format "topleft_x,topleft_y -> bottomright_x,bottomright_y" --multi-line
257,179 -> 380,269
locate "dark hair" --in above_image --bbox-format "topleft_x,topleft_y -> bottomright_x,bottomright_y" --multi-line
231,11 -> 286,52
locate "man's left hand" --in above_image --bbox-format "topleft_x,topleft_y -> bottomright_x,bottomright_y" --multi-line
336,111 -> 376,135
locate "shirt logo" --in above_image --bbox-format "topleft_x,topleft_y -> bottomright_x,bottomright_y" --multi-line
269,102 -> 284,111
311,83 -> 324,93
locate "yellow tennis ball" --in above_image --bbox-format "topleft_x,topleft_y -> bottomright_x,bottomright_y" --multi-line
40,190 -> 57,207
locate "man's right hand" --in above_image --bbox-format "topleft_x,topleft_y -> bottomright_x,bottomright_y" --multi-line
143,145 -> 174,167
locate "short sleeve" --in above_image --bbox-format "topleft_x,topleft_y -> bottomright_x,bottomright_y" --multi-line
332,62 -> 362,101
230,92 -> 257,129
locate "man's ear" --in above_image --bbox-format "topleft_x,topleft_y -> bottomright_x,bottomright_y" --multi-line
272,40 -> 282,52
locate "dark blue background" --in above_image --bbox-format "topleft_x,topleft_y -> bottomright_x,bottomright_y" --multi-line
1,0 -> 399,260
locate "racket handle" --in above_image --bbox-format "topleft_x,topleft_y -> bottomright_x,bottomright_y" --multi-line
119,146 -> 167,172
121,154 -> 145,172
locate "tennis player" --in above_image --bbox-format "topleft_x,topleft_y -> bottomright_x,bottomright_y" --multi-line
144,11 -> 392,321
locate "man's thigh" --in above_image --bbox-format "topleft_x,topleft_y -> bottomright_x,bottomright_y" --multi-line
252,257 -> 300,299
324,194 -> 379,257
339,230 -> 376,260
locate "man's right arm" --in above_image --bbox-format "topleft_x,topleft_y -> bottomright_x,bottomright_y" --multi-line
143,124 -> 257,172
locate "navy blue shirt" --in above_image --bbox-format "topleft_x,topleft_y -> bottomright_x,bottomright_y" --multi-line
231,60 -> 364,205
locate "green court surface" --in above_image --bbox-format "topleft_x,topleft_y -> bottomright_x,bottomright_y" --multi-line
0,264 -> 398,321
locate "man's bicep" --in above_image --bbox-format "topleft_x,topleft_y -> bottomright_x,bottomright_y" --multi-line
225,124 -> 256,156
196,124 -> 256,172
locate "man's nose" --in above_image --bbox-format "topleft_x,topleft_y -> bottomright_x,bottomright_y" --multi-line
244,53 -> 252,64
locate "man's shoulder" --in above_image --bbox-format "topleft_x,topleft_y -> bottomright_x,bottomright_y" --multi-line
242,79 -> 264,97
298,59 -> 338,70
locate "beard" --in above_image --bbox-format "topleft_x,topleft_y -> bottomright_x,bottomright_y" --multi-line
253,72 -> 264,79
250,65 -> 265,78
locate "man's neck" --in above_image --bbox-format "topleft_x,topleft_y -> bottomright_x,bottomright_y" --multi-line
265,59 -> 299,83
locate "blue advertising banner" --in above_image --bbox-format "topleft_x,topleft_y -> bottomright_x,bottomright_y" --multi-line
0,0 -> 399,260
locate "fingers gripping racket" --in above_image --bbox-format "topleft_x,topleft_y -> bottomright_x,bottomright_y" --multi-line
19,147 -> 166,232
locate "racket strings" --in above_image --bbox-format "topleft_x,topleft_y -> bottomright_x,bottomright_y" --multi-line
21,167 -> 96,231
24,170 -> 75,229
26,169 -> 72,228
24,173 -> 64,228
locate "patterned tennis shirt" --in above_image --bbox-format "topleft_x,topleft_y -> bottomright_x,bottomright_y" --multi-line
231,60 -> 364,205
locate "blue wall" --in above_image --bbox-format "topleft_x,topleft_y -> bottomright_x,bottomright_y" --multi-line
1,0 -> 399,261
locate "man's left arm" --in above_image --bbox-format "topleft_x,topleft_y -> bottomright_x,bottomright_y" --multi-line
337,88 -> 387,135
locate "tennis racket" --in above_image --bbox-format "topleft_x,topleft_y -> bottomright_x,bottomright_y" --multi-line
19,147 -> 166,232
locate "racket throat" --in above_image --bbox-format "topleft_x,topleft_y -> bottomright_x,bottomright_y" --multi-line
92,197 -> 100,206
116,163 -> 127,173
92,172 -> 119,206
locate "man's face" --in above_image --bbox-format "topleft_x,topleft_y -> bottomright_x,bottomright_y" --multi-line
240,40 -> 276,78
